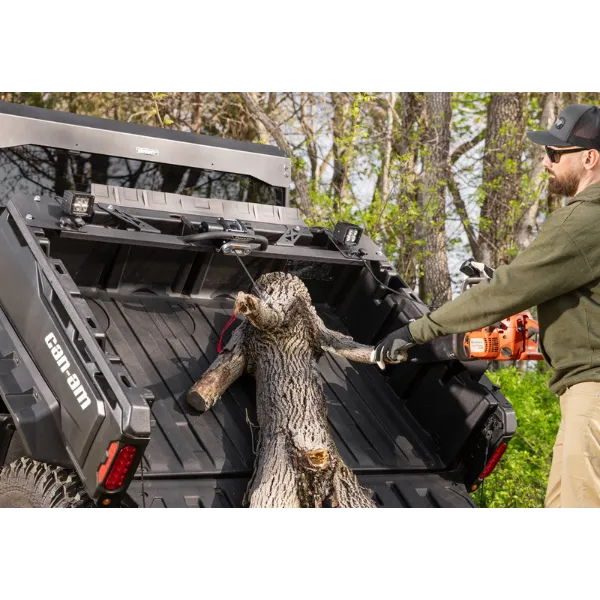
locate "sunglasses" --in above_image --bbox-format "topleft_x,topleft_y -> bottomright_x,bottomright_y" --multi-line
545,146 -> 587,164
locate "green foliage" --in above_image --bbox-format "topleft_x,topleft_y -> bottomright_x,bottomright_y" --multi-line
305,189 -> 355,229
4,92 -> 50,108
475,367 -> 560,508
526,93 -> 544,130
452,93 -> 487,125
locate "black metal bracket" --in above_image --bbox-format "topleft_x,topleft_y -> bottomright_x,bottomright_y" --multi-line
178,215 -> 198,236
97,203 -> 160,234
275,225 -> 302,247
58,215 -> 87,230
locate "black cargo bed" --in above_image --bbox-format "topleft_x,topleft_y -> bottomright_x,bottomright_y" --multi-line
85,292 -> 471,507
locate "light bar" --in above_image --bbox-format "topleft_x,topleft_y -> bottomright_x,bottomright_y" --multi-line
62,190 -> 95,218
333,221 -> 363,247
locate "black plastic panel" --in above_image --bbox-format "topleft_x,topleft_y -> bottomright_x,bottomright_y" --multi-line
0,308 -> 71,467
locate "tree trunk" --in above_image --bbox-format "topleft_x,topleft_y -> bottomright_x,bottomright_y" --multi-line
297,93 -> 319,185
393,93 -> 424,289
381,92 -> 396,202
419,92 -> 452,306
245,93 -> 271,144
330,93 -> 351,216
479,93 -> 527,266
190,92 -> 204,134
187,272 -> 383,508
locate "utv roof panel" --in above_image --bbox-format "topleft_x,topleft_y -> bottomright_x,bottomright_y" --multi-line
0,101 -> 290,188
0,101 -> 287,157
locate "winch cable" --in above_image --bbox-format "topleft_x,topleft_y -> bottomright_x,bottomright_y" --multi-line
232,251 -> 266,302
217,250 -> 266,353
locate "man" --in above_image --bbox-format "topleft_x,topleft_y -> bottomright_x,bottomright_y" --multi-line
375,104 -> 600,508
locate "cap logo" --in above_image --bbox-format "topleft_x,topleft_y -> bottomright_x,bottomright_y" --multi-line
555,117 -> 565,129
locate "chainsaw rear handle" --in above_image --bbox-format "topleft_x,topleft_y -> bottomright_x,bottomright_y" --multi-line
459,259 -> 495,279
180,230 -> 269,251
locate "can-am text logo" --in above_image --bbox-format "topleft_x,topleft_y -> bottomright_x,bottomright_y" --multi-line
45,332 -> 91,410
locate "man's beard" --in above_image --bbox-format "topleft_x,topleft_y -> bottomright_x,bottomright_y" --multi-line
548,171 -> 581,197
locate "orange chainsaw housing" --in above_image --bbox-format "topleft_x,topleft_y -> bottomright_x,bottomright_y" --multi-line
461,311 -> 544,361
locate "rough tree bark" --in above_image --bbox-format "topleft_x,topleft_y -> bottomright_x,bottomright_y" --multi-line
187,273 -> 400,508
381,92 -> 397,202
392,92 -> 424,289
479,93 -> 527,266
330,93 -> 351,216
419,92 -> 453,306
296,93 -> 319,185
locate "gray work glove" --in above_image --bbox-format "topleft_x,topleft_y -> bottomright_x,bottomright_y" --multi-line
373,325 -> 416,369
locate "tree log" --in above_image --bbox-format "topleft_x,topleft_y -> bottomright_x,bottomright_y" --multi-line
187,272 -> 394,508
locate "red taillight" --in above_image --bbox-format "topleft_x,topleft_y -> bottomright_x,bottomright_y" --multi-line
97,441 -> 119,485
478,442 -> 508,479
104,445 -> 137,491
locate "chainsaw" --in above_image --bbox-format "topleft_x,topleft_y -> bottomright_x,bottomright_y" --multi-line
408,259 -> 544,364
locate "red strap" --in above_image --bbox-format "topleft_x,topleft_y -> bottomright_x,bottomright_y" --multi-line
217,310 -> 237,353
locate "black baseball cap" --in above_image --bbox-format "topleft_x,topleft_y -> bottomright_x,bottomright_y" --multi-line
526,104 -> 600,150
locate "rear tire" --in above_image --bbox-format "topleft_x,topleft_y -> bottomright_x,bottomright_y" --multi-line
0,458 -> 92,507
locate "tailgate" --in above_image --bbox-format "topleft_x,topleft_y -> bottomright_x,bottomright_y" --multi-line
126,472 -> 474,507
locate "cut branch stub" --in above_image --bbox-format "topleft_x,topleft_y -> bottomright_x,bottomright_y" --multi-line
186,272 -> 379,508
306,449 -> 329,469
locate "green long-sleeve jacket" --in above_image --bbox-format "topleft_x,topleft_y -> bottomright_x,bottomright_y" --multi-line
409,180 -> 600,396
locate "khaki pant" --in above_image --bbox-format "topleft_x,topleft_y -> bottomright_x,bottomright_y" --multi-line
545,382 -> 600,508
